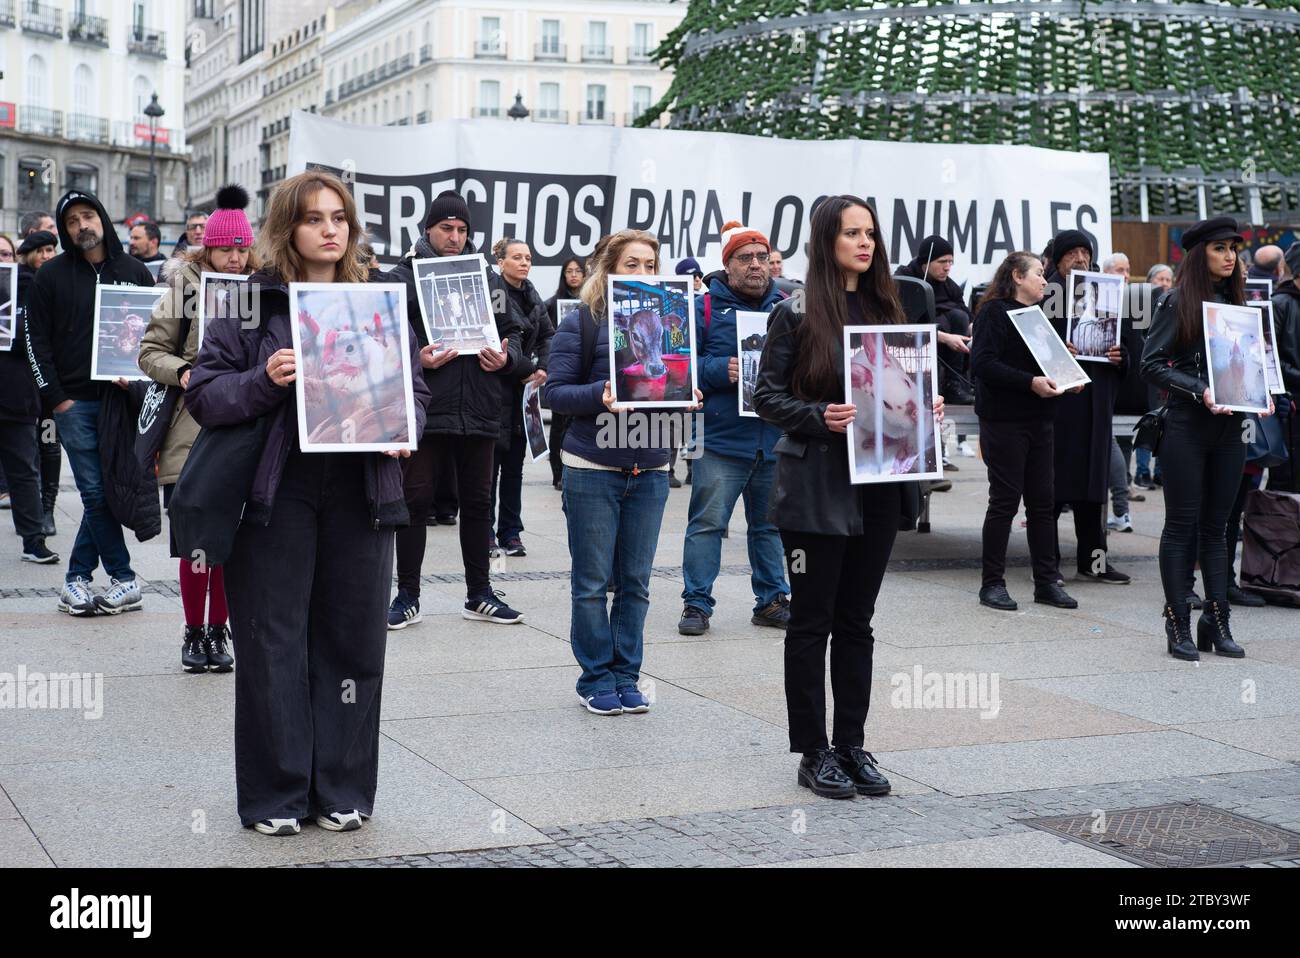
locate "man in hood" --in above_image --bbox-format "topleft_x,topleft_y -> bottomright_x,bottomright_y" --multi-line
385,189 -> 527,630
896,235 -> 975,404
25,190 -> 156,617
677,221 -> 790,636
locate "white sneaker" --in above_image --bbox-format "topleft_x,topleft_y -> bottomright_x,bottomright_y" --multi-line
57,577 -> 97,617
1107,514 -> 1133,533
254,818 -> 301,836
315,810 -> 365,832
93,577 -> 143,615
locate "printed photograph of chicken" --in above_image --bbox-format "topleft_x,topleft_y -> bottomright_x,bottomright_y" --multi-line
607,276 -> 697,408
288,282 -> 418,453
1066,270 -> 1124,362
735,310 -> 768,418
842,324 -> 942,485
90,284 -> 165,381
0,262 -> 15,351
1203,302 -> 1270,414
412,254 -> 502,353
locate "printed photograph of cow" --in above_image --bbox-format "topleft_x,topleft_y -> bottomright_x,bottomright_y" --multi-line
607,276 -> 697,408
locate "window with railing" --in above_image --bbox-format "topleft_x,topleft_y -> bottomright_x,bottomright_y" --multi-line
477,16 -> 502,58
129,26 -> 167,58
477,79 -> 500,117
585,84 -> 606,121
537,19 -> 561,59
69,12 -> 108,45
21,0 -> 62,37
537,82 -> 560,121
18,105 -> 62,137
630,23 -> 654,61
583,22 -> 609,61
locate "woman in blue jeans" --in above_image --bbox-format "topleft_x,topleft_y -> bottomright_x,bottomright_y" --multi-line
546,229 -> 702,715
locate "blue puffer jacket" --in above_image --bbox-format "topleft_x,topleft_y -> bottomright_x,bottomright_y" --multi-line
696,273 -> 785,461
545,302 -> 671,471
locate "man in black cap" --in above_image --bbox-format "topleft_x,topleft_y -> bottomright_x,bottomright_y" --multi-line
896,234 -> 974,404
1041,229 -> 1131,595
385,189 -> 527,630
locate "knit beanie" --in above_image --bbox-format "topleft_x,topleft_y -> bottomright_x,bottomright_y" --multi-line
720,220 -> 770,264
913,234 -> 954,264
204,185 -> 254,248
1050,229 -> 1094,266
675,256 -> 703,277
424,190 -> 471,231
1285,241 -> 1300,277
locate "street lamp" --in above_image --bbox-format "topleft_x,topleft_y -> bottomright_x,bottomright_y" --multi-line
507,92 -> 529,121
143,93 -> 165,222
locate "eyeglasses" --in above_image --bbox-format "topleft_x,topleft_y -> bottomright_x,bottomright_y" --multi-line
734,252 -> 770,265
0,250 -> 14,261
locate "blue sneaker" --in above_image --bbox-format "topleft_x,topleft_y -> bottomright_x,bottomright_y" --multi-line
578,691 -> 623,715
387,591 -> 422,631
617,686 -> 650,713
463,590 -> 524,624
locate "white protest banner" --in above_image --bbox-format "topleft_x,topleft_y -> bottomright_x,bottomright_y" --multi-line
288,113 -> 1111,291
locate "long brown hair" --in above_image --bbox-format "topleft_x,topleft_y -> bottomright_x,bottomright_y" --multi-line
1173,240 -> 1245,346
257,171 -> 368,284
977,251 -> 1040,312
792,195 -> 904,401
580,229 -> 659,319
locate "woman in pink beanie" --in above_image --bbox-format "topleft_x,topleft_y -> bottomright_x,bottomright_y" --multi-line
138,184 -> 260,675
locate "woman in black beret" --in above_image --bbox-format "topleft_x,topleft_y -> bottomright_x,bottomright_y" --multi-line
1140,216 -> 1273,660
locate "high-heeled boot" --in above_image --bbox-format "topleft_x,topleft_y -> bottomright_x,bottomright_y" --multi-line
1197,600 -> 1245,657
1164,604 -> 1198,661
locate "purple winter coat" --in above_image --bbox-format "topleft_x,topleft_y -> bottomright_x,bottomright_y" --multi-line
185,268 -> 430,528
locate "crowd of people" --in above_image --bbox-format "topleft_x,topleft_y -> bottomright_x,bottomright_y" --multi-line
3,172 -> 1297,826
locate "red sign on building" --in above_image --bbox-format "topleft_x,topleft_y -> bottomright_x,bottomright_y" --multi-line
134,123 -> 170,144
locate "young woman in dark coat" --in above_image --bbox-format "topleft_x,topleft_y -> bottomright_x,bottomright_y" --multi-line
544,256 -> 586,489
1140,217 -> 1273,660
753,195 -> 944,800
186,171 -> 429,836
1041,231 -> 1131,587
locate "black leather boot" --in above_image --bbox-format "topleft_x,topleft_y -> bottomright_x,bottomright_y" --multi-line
1197,600 -> 1245,657
797,748 -> 857,799
205,624 -> 235,672
181,625 -> 209,673
1164,604 -> 1198,661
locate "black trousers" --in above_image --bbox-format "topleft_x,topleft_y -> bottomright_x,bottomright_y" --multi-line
225,452 -> 392,827
548,413 -> 570,485
1054,500 -> 1107,575
0,421 -> 45,548
433,448 -> 459,518
1224,471 -> 1257,582
39,419 -> 60,509
780,485 -> 900,754
1157,405 -> 1247,606
490,427 -> 527,541
979,418 -> 1059,588
396,435 -> 494,599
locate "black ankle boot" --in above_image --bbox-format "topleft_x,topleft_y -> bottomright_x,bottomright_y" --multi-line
1197,601 -> 1245,657
205,624 -> 235,672
181,625 -> 208,673
1164,604 -> 1198,661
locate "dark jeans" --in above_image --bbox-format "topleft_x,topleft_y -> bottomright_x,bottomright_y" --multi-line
490,428 -> 527,542
548,413 -> 570,485
0,420 -> 45,549
780,484 -> 900,754
225,451 -> 392,826
53,400 -> 134,583
562,465 -> 669,697
1223,470 -> 1258,584
1054,500 -> 1107,576
979,418 -> 1059,588
396,435 -> 494,599
1157,404 -> 1247,606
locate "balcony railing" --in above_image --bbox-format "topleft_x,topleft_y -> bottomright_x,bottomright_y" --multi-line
579,111 -> 612,125
66,113 -> 110,144
581,44 -> 612,63
21,1 -> 61,37
416,110 -> 432,123
628,47 -> 654,64
69,13 -> 108,45
0,0 -> 15,29
336,54 -> 414,102
473,106 -> 501,118
128,29 -> 166,58
533,109 -> 567,124
112,120 -> 181,153
534,42 -> 565,61
17,105 -> 62,137
474,40 -> 505,59
419,44 -> 432,63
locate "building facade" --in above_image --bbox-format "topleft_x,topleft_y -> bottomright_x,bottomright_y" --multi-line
0,0 -> 188,237
319,0 -> 683,132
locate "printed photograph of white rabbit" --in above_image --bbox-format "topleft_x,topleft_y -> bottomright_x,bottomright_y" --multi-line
842,324 -> 942,485
1066,270 -> 1123,362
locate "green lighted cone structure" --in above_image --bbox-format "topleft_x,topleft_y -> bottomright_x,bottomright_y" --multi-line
643,1 -> 1300,220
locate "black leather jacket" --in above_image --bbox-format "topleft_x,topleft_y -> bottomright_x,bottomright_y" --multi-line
1272,281 -> 1300,395
1139,287 -> 1217,406
753,301 -> 919,536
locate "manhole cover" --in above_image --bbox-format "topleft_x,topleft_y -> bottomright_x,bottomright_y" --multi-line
1021,803 -> 1300,868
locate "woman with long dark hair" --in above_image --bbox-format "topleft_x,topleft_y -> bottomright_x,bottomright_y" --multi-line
754,195 -> 943,799
971,252 -> 1083,611
1141,216 -> 1272,660
544,256 -> 586,489
186,171 -> 429,835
